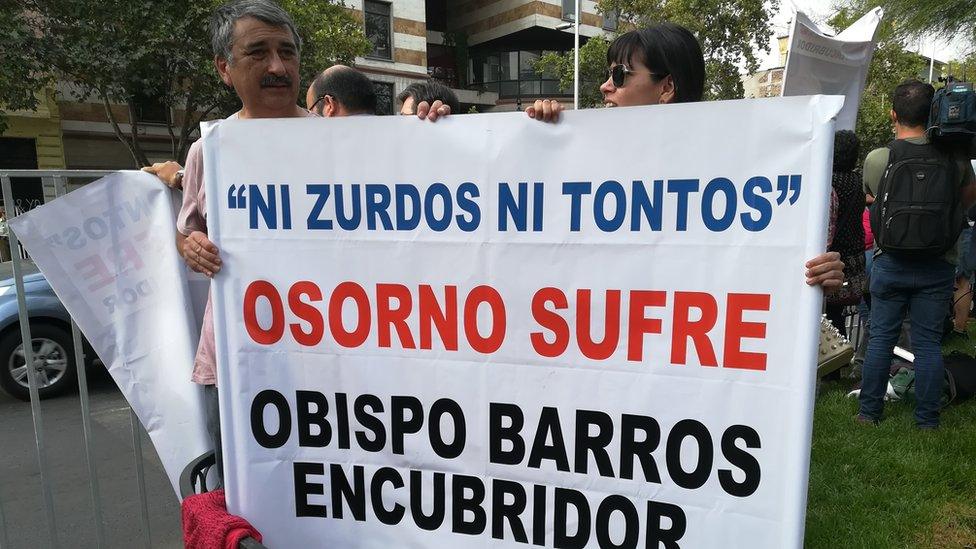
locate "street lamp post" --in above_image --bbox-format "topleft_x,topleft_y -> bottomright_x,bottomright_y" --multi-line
556,0 -> 581,110
573,0 -> 580,109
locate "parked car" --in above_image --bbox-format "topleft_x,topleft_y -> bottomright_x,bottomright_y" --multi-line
0,261 -> 93,400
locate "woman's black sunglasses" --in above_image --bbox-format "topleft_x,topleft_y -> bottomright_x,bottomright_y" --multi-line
607,64 -> 668,87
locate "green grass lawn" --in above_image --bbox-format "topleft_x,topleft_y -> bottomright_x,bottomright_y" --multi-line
805,379 -> 976,548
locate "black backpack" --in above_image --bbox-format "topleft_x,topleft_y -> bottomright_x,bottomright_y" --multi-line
943,352 -> 976,404
870,139 -> 964,258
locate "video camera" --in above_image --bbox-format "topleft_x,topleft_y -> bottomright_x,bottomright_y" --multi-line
929,76 -> 976,158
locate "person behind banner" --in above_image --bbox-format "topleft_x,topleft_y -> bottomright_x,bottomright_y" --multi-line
142,0 -> 455,485
397,80 -> 461,117
168,0 -> 316,485
858,79 -> 976,429
824,130 -> 866,334
145,70 -> 450,185
304,66 -> 452,120
851,194 -> 875,378
305,65 -> 376,117
950,205 -> 976,337
525,23 -> 845,290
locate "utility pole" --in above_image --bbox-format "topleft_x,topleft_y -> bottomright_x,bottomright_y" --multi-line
573,0 -> 580,109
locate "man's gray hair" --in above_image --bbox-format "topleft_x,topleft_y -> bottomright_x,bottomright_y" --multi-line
210,0 -> 302,64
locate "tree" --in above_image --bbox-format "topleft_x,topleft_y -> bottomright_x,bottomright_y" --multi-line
830,2 -> 926,162
442,31 -> 470,88
534,37 -> 610,109
877,0 -> 976,44
0,6 -> 49,134
279,0 -> 374,83
949,51 -> 976,82
2,0 -> 370,167
535,0 -> 777,107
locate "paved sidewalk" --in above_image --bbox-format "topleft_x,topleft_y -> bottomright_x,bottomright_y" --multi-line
0,367 -> 182,548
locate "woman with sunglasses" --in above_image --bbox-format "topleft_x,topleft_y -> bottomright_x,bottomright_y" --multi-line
527,22 -> 845,290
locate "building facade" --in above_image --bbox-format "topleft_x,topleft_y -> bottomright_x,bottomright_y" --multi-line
0,91 -> 66,212
742,36 -> 788,99
349,0 -> 618,113
1,0 -> 617,179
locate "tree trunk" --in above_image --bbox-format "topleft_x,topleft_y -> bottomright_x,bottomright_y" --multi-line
98,91 -> 149,168
176,101 -> 219,165
125,102 -> 150,167
166,102 -> 179,163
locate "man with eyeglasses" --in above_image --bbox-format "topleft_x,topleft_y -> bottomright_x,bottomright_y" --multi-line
305,64 -> 378,117
304,65 -> 453,120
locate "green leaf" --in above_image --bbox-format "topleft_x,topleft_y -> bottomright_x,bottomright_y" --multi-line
535,0 -> 776,104
2,0 -> 370,164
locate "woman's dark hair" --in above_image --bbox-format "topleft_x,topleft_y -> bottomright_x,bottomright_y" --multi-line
833,130 -> 860,172
606,23 -> 705,103
396,80 -> 461,114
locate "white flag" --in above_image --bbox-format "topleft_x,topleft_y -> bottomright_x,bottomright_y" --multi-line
782,6 -> 883,130
9,172 -> 211,497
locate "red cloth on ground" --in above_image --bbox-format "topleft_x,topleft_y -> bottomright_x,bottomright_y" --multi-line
182,489 -> 262,549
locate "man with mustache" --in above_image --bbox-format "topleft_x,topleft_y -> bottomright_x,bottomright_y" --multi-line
144,0 -> 453,483
143,0 -> 312,484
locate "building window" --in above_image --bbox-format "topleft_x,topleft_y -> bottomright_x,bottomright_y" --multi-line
561,0 -> 575,21
132,90 -> 168,125
602,10 -> 619,31
427,43 -> 459,88
373,81 -> 394,115
468,50 -> 567,100
365,0 -> 393,60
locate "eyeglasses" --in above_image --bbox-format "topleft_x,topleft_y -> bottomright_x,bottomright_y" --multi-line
607,64 -> 667,88
308,93 -> 329,115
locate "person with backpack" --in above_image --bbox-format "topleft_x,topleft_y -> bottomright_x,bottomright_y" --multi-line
858,79 -> 976,429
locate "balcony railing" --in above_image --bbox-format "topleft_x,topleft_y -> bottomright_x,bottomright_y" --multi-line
468,79 -> 567,99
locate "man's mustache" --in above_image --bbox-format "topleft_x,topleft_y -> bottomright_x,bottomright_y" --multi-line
261,75 -> 293,87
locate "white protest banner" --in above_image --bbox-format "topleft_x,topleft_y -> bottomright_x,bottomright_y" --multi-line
206,95 -> 842,548
9,172 -> 210,496
782,6 -> 883,131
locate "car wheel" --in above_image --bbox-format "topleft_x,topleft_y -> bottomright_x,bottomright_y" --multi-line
0,324 -> 77,401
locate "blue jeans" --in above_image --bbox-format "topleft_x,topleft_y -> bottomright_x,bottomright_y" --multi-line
859,249 -> 874,323
858,253 -> 954,427
956,227 -> 974,280
854,249 -> 874,364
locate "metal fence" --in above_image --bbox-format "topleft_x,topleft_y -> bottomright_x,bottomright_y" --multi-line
0,170 -> 158,549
